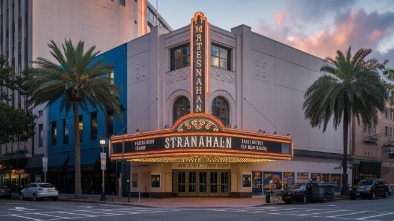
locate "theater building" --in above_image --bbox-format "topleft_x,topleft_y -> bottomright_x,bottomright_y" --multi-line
109,12 -> 346,198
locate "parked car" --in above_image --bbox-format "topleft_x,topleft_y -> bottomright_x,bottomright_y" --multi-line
20,183 -> 58,201
281,182 -> 334,204
349,178 -> 389,200
0,184 -> 12,199
388,183 -> 394,196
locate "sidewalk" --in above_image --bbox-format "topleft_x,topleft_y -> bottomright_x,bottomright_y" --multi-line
57,193 -> 349,208
57,193 -> 277,208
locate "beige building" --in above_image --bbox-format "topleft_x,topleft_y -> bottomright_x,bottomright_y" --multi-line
0,0 -> 171,187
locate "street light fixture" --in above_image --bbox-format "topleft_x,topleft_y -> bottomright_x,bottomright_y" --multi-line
100,139 -> 107,201
389,147 -> 394,184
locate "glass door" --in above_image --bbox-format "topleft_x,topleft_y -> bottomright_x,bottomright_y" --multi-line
188,171 -> 197,196
220,171 -> 229,196
198,171 -> 207,196
209,171 -> 219,196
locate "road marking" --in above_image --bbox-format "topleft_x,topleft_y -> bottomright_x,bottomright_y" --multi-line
9,207 -> 35,211
355,212 -> 394,220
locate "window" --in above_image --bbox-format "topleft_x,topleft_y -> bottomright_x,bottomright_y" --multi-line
108,72 -> 114,84
211,44 -> 231,70
170,44 -> 190,71
385,109 -> 388,119
91,112 -> 97,140
173,96 -> 190,124
119,0 -> 125,6
212,97 -> 229,126
63,119 -> 68,144
386,126 -> 389,136
51,122 -> 56,146
38,124 -> 43,147
106,111 -> 113,137
79,115 -> 83,142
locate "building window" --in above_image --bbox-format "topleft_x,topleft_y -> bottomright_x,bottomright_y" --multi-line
51,122 -> 56,146
91,112 -> 97,140
38,124 -> 43,147
211,97 -> 229,126
386,126 -> 389,136
173,96 -> 190,124
119,0 -> 125,6
63,119 -> 68,144
211,44 -> 231,70
79,115 -> 83,142
106,111 -> 113,137
170,44 -> 190,71
108,71 -> 114,84
385,109 -> 388,119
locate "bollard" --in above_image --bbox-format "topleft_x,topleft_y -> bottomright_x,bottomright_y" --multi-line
265,189 -> 270,203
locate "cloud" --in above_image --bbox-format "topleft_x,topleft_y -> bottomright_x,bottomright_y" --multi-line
275,10 -> 286,25
255,7 -> 394,68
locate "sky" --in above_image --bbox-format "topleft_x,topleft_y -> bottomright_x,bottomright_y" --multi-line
149,0 -> 394,69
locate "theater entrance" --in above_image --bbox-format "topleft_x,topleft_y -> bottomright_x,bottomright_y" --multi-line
173,170 -> 230,197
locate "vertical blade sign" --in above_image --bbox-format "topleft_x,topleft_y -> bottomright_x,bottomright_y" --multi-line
192,12 -> 206,113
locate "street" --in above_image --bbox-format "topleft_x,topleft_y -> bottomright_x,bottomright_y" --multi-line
0,197 -> 393,221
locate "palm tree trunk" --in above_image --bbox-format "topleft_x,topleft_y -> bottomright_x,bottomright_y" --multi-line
72,101 -> 83,198
342,97 -> 349,195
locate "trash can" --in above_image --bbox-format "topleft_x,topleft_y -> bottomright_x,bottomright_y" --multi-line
265,189 -> 270,203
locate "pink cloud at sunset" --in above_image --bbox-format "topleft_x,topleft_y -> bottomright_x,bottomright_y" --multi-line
256,4 -> 394,68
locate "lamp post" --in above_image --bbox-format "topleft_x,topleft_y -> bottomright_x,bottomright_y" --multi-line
389,147 -> 394,183
100,139 -> 107,201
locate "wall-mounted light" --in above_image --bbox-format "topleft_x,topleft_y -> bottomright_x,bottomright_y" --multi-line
273,131 -> 277,134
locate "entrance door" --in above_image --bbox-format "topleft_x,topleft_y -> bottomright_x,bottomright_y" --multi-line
174,170 -> 229,197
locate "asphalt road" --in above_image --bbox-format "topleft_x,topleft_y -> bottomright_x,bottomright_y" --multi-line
0,197 -> 394,221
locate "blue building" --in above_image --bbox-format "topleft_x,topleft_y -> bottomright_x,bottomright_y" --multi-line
38,44 -> 129,194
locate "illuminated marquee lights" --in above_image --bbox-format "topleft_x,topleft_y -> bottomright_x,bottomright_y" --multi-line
110,113 -> 293,163
164,136 -> 231,149
191,12 -> 207,113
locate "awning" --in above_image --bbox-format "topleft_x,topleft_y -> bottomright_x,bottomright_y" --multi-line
48,152 -> 70,172
0,156 -> 11,163
24,154 -> 44,173
67,148 -> 100,171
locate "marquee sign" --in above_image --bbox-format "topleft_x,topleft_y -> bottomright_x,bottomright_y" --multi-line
110,113 -> 293,163
191,12 -> 207,113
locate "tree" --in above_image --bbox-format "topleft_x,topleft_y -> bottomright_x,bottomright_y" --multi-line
0,102 -> 36,145
303,47 -> 388,195
0,54 -> 36,147
23,39 -> 123,199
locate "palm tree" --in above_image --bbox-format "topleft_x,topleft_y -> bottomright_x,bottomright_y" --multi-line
23,39 -> 123,199
303,47 -> 387,195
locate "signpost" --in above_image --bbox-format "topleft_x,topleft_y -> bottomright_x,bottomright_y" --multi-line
100,139 -> 107,201
42,157 -> 48,182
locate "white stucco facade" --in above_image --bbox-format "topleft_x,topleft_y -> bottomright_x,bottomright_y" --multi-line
113,13 -> 349,197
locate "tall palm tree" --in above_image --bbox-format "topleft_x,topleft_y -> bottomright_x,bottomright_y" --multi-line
303,47 -> 387,195
23,39 -> 123,199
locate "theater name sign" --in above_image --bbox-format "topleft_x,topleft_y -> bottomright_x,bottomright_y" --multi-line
110,113 -> 293,163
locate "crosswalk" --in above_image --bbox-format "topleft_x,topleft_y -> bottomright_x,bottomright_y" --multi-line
2,207 -> 170,221
210,206 -> 394,220
2,205 -> 394,221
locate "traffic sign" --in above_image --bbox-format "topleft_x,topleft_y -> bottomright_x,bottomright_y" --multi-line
100,152 -> 106,170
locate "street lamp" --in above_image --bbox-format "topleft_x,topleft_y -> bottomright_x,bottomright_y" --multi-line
389,147 -> 394,184
99,139 -> 107,201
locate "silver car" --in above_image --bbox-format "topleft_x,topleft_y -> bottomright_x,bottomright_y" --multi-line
20,183 -> 58,201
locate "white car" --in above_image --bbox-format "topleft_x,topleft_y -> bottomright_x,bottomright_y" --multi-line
20,183 -> 58,201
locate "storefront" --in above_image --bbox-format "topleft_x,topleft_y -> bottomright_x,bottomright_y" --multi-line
110,113 -> 293,198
